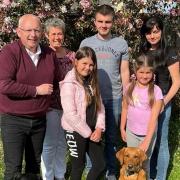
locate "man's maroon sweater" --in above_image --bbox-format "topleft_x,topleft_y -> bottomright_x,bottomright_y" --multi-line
0,40 -> 57,117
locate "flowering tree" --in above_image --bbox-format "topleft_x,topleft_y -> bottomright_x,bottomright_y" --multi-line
0,0 -> 179,109
0,0 -> 179,53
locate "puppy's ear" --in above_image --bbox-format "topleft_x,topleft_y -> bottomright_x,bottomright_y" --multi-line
139,149 -> 147,162
116,147 -> 126,165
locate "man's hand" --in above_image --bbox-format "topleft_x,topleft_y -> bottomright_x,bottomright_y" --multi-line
36,84 -> 53,95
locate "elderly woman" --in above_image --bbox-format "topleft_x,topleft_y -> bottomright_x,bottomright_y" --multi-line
41,18 -> 75,180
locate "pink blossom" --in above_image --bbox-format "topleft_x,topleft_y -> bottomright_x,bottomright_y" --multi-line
2,0 -> 12,6
135,18 -> 143,28
134,0 -> 145,5
170,9 -> 177,16
128,23 -> 133,30
80,0 -> 91,9
79,0 -> 92,12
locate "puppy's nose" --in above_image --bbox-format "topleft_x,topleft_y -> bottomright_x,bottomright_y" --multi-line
128,164 -> 133,169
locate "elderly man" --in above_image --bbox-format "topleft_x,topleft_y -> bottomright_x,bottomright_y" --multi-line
0,14 -> 58,180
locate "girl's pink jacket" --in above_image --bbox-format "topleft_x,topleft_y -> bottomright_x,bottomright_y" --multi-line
59,68 -> 105,138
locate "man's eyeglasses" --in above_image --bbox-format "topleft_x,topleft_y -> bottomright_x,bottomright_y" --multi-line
19,27 -> 41,34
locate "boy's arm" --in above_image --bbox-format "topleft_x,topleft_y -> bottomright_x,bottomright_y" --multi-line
120,60 -> 130,90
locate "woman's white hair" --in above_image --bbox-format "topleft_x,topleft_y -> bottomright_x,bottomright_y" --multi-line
44,18 -> 65,34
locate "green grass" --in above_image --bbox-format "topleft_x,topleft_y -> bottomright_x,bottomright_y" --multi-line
0,136 -> 3,180
167,111 -> 180,180
0,113 -> 179,180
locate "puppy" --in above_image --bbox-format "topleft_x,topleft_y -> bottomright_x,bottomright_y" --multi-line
116,147 -> 147,180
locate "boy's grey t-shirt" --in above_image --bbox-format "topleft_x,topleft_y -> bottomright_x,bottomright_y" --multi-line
80,34 -> 129,100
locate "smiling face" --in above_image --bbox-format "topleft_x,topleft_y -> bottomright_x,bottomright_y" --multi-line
46,27 -> 64,50
136,66 -> 153,87
16,15 -> 42,53
145,25 -> 162,48
75,57 -> 94,77
94,12 -> 113,39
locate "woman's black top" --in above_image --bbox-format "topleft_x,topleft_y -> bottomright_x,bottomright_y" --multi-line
150,49 -> 178,95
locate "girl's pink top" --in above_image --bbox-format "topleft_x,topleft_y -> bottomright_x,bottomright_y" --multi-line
60,68 -> 105,138
127,85 -> 163,135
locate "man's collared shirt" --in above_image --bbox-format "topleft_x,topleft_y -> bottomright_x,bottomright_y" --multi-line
26,45 -> 41,66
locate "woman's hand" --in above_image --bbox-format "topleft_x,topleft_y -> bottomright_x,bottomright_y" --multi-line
160,101 -> 165,113
90,128 -> 102,142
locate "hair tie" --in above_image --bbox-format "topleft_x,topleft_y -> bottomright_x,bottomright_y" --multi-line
130,74 -> 136,80
153,74 -> 156,82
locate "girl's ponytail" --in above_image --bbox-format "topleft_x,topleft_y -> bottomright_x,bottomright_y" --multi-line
126,78 -> 136,105
148,81 -> 155,108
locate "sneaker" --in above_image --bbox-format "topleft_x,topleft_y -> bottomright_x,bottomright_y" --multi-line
106,174 -> 117,180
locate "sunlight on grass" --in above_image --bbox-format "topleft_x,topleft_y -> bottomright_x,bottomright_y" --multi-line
168,116 -> 180,180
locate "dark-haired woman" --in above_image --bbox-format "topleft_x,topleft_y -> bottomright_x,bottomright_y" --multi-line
140,16 -> 180,180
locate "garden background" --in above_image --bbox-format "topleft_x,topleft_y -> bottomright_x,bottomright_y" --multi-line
0,0 -> 179,179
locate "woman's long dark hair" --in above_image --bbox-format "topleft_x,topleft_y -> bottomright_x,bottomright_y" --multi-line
140,16 -> 168,67
75,46 -> 101,111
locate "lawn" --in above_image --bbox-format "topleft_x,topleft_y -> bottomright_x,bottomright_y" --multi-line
0,112 -> 179,180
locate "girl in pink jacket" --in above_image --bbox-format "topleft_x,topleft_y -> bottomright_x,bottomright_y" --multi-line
60,47 -> 105,180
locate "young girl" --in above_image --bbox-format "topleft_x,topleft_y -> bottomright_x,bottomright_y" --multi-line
140,16 -> 180,180
60,47 -> 105,180
120,54 -> 163,178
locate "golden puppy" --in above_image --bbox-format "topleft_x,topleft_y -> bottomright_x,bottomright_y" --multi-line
116,147 -> 147,180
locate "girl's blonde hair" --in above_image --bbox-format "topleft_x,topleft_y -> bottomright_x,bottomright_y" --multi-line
126,54 -> 155,108
75,46 -> 101,111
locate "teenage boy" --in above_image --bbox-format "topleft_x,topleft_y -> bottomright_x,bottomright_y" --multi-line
80,4 -> 129,180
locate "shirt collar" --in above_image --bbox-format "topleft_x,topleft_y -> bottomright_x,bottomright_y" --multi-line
25,45 -> 41,56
